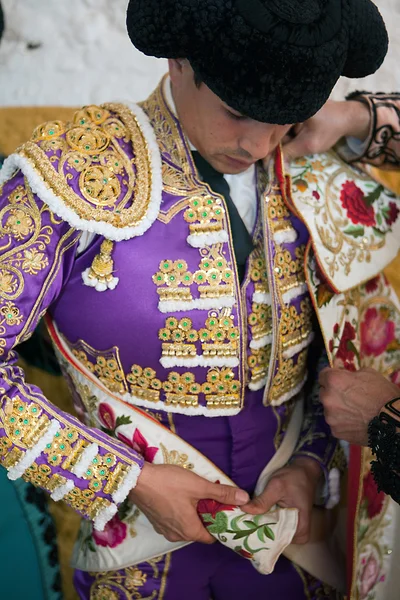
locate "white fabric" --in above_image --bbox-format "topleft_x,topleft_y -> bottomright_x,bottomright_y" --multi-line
164,77 -> 258,235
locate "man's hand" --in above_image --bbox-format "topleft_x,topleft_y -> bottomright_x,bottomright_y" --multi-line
283,99 -> 371,161
320,367 -> 400,446
129,463 -> 249,544
241,457 -> 322,544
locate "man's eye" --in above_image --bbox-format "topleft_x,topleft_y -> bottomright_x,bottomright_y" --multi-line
226,109 -> 245,121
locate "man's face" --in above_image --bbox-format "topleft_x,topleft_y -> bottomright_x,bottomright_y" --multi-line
169,59 -> 292,174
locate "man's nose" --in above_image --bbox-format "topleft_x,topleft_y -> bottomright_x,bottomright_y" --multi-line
240,123 -> 283,161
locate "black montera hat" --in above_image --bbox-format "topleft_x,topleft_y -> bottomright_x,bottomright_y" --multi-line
126,0 -> 388,125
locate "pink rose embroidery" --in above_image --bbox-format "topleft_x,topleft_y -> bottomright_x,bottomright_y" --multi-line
365,276 -> 380,294
93,514 -> 127,548
384,202 -> 400,226
336,322 -> 357,362
360,552 -> 381,598
98,403 -> 116,430
360,307 -> 395,357
118,429 -> 158,463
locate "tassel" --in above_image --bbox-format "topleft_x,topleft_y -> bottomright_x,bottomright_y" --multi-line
82,239 -> 119,292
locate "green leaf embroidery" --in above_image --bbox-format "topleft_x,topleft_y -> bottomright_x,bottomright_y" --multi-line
244,520 -> 256,529
257,527 -> 265,543
365,184 -> 384,206
263,525 -> 276,541
372,227 -> 385,238
115,415 -> 133,427
343,225 -> 365,238
207,511 -> 228,534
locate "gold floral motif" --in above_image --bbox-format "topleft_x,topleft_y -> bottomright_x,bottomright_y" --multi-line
71,340 -> 127,394
153,254 -> 234,305
159,312 -> 239,362
280,298 -> 312,350
184,195 -> 226,237
32,120 -> 66,142
1,396 -> 50,449
160,443 -> 194,470
43,425 -> 79,467
274,245 -> 306,294
89,554 -> 171,600
21,248 -> 48,275
248,347 -> 271,387
0,301 -> 23,326
85,239 -> 117,287
269,350 -> 307,402
248,302 -> 272,343
4,208 -> 34,240
19,103 -> 153,230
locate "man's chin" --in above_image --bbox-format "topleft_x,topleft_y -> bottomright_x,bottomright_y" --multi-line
214,154 -> 255,174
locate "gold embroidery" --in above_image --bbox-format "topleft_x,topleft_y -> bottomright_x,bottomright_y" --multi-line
85,239 -> 117,288
1,396 -> 50,449
184,194 -> 226,237
153,255 -> 235,305
19,102 -> 153,230
160,443 -> 194,470
71,340 -> 127,394
103,461 -> 130,495
248,346 -> 271,387
0,180 -> 58,353
43,424 -> 79,467
89,554 -> 171,600
274,245 -> 306,294
159,312 -> 239,362
269,350 -> 307,402
280,299 -> 312,351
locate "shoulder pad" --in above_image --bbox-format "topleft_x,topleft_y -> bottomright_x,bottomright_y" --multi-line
0,103 -> 162,241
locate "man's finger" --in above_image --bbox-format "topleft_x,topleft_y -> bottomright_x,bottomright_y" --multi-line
242,481 -> 283,515
206,482 -> 249,506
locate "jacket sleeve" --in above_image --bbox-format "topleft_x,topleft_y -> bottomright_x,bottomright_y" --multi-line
292,343 -> 342,509
0,170 -> 144,531
345,91 -> 400,170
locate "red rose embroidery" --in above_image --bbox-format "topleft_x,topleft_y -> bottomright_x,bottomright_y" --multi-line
336,322 -> 357,362
197,498 -> 236,524
363,472 -> 385,519
360,307 -> 395,357
340,181 -> 375,227
385,202 -> 400,226
93,514 -> 127,548
365,276 -> 380,294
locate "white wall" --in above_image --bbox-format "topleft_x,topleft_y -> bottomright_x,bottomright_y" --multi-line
0,0 -> 399,107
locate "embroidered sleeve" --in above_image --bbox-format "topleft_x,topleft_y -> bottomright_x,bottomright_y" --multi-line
292,346 -> 340,509
345,91 -> 400,169
0,172 -> 144,531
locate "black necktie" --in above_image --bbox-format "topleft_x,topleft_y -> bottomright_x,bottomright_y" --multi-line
191,151 -> 254,283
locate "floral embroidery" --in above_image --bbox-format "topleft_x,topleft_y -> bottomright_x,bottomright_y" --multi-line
0,302 -> 23,327
4,208 -> 34,240
93,513 -> 127,549
340,181 -> 376,227
363,472 -> 385,520
360,307 -> 396,357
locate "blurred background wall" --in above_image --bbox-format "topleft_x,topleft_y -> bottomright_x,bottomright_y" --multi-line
0,0 -> 399,108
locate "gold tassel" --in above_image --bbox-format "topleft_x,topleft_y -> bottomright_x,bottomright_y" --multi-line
82,239 -> 119,292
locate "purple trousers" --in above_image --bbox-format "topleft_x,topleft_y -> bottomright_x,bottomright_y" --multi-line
74,390 -> 340,599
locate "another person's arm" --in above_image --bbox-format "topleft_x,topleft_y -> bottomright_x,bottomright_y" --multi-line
283,92 -> 400,170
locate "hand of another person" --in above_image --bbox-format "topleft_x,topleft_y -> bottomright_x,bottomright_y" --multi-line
319,367 -> 400,446
241,457 -> 321,544
282,99 -> 371,161
129,463 -> 249,544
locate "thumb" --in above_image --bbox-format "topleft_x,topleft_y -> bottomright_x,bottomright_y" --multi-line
207,482 -> 249,506
242,484 -> 282,515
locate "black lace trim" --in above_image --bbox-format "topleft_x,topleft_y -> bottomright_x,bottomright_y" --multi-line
368,397 -> 400,504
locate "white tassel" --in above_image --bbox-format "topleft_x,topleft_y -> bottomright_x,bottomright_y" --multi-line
160,355 -> 239,369
269,374 -> 308,406
187,230 -> 229,248
249,334 -> 272,350
282,283 -> 308,304
282,332 -> 314,359
82,268 -> 119,292
112,463 -> 142,505
325,468 -> 341,510
252,291 -> 271,305
72,443 -> 99,477
273,229 -> 298,244
93,503 -> 118,532
50,479 -> 75,501
158,296 -> 236,313
248,377 -> 268,391
7,419 -> 61,481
